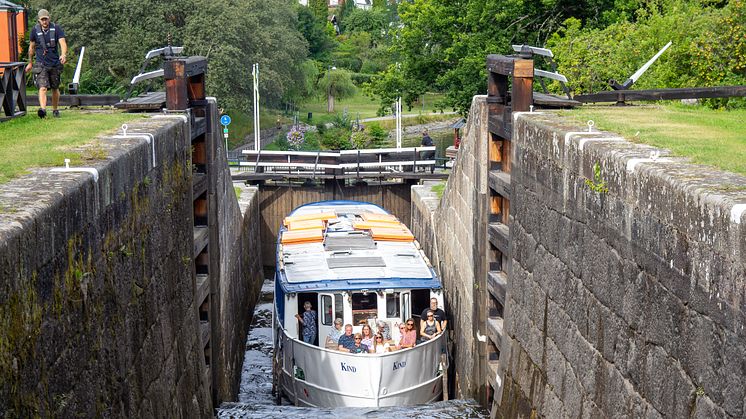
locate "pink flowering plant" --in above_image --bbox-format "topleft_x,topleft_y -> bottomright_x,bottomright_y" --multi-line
286,128 -> 305,150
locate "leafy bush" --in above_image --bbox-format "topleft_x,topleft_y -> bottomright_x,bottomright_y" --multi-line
547,0 -> 746,107
366,123 -> 388,147
350,72 -> 374,85
321,127 -> 354,150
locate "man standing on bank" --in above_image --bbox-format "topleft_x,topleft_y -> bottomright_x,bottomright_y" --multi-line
421,297 -> 448,330
25,9 -> 67,118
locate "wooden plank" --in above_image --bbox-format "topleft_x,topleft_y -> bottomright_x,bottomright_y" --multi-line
28,94 -> 120,107
193,226 -> 209,258
488,113 -> 511,140
575,85 -> 746,103
193,173 -> 207,197
200,320 -> 211,347
486,317 -> 504,349
487,271 -> 508,306
196,274 -> 210,306
114,92 -> 165,110
489,171 -> 511,199
513,59 -> 534,79
533,92 -> 581,108
486,55 -> 516,76
488,222 -> 510,254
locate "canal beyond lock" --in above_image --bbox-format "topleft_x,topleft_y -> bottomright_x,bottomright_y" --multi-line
216,279 -> 488,418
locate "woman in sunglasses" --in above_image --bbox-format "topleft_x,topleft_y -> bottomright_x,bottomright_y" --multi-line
419,311 -> 442,342
397,318 -> 417,349
372,334 -> 388,354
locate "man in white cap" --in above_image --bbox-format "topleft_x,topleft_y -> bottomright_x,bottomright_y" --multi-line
25,9 -> 67,118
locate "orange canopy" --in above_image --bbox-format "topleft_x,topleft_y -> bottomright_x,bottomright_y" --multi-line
281,229 -> 324,244
361,212 -> 399,223
369,226 -> 414,241
283,211 -> 337,226
287,219 -> 325,231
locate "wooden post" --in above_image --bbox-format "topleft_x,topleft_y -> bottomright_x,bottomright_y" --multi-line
164,60 -> 188,110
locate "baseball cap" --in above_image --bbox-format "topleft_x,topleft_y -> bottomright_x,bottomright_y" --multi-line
38,9 -> 50,19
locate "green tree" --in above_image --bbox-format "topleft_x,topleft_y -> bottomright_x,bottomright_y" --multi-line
30,0 -> 309,111
317,68 -> 357,112
364,63 -> 425,115
298,5 -> 338,63
370,0 -> 634,115
309,0 -> 329,21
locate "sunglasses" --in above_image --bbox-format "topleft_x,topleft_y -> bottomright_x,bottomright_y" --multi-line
407,323 -> 414,326
427,314 -> 434,317
355,338 -> 362,340
376,337 -> 383,340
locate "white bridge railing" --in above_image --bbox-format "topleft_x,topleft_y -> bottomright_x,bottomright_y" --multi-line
240,147 -> 437,176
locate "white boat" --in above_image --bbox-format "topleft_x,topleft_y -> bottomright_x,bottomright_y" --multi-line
272,200 -> 448,408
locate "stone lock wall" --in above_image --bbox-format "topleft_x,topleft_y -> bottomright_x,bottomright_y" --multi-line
498,111 -> 746,418
411,95 -> 491,399
0,110 -> 263,416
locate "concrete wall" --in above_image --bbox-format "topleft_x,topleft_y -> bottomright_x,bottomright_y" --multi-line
0,109 -> 263,416
498,111 -> 746,418
411,95 -> 491,399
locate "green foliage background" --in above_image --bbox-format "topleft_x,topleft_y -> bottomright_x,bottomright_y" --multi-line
547,0 -> 746,106
23,0 -> 308,111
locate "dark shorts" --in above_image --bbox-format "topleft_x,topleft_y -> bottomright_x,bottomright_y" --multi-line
35,65 -> 61,89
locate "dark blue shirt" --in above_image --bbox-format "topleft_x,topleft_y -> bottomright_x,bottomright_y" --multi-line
338,334 -> 355,350
31,23 -> 65,67
349,344 -> 369,354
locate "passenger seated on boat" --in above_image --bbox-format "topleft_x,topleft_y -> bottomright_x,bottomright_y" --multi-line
349,333 -> 369,354
360,324 -> 375,349
376,320 -> 391,341
397,318 -> 417,349
295,301 -> 318,345
373,334 -> 389,353
419,310 -> 442,343
325,318 -> 344,349
338,324 -> 356,352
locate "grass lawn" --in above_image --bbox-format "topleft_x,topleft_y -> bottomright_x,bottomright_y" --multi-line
223,108 -> 291,149
560,104 -> 746,176
298,92 -> 447,125
0,109 -> 146,184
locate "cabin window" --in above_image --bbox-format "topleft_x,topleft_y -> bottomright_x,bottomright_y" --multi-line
321,295 -> 333,326
334,294 -> 344,321
386,293 -> 400,317
352,292 -> 378,325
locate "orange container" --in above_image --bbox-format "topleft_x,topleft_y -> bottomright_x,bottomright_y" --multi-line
287,219 -> 325,231
281,229 -> 324,244
283,211 -> 337,226
0,2 -> 27,63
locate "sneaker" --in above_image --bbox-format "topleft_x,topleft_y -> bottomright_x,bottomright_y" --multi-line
53,110 -> 60,118
37,108 -> 47,118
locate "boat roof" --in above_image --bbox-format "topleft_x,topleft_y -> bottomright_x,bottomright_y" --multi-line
276,201 -> 441,293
